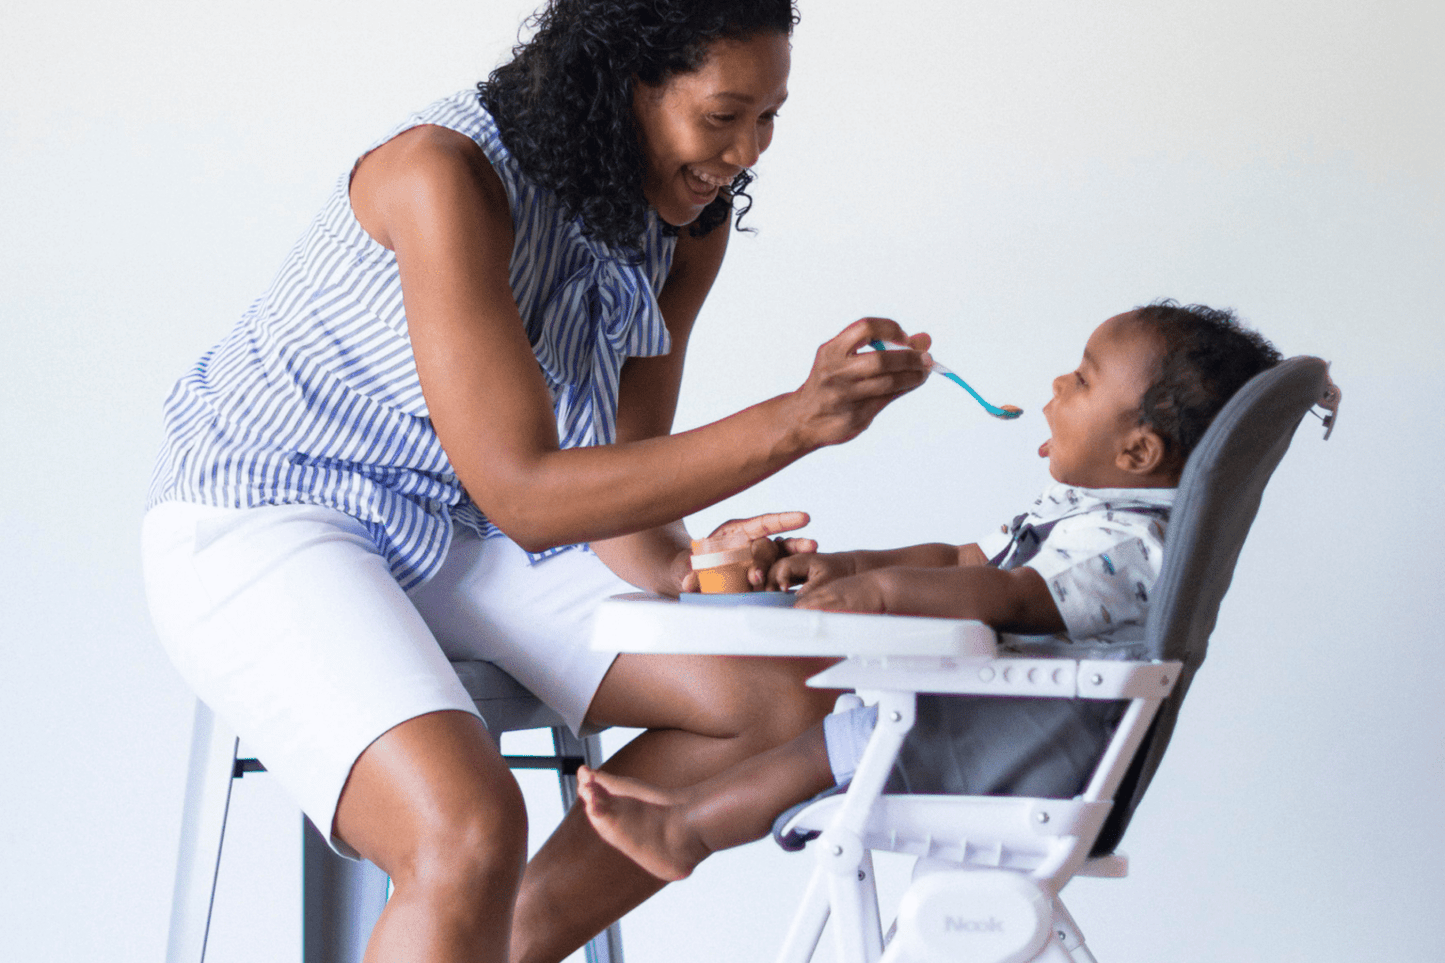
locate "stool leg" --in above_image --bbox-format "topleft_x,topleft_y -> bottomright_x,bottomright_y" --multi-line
166,700 -> 240,963
553,728 -> 625,963
302,820 -> 390,963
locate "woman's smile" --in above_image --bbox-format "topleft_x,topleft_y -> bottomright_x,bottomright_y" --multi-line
685,164 -> 735,198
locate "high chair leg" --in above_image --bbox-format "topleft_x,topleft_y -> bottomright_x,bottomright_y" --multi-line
860,850 -> 883,955
776,866 -> 831,963
806,691 -> 915,963
1049,897 -> 1099,963
1030,937 -> 1083,963
825,841 -> 883,963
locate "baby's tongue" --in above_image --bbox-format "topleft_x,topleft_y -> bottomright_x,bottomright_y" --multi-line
1039,440 -> 1051,458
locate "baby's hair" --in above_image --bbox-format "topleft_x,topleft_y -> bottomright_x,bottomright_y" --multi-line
1130,300 -> 1283,464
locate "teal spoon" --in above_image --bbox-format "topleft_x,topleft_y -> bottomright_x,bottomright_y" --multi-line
870,340 -> 1023,420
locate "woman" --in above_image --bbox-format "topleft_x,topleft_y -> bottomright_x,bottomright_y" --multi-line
142,2 -> 931,960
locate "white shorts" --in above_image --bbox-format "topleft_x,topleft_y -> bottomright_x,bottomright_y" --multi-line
141,501 -> 630,856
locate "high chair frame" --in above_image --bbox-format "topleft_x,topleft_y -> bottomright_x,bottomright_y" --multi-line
772,654 -> 1176,963
592,356 -> 1337,963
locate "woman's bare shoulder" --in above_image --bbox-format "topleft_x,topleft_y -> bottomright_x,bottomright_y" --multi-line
350,124 -> 508,251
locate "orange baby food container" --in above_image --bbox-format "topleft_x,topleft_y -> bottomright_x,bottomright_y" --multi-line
690,532 -> 752,594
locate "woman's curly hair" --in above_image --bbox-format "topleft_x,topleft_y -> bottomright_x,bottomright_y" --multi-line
478,0 -> 799,251
1131,299 -> 1283,464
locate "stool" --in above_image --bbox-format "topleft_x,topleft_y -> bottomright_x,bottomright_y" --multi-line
166,659 -> 623,963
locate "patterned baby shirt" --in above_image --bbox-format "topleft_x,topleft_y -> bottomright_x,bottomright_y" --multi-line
975,482 -> 1176,653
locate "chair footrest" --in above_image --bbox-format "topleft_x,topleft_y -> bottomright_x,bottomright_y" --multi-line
1078,853 -> 1129,877
502,754 -> 584,774
232,758 -> 266,777
781,793 -> 1113,872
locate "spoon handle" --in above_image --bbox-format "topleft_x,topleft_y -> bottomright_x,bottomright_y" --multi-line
868,340 -> 1021,420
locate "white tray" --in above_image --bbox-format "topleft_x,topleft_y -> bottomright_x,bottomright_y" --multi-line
592,592 -> 998,658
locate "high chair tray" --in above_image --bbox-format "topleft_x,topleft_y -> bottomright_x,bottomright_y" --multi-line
592,592 -> 998,657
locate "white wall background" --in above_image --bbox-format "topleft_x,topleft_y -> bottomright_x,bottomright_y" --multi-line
3,1 -> 1441,960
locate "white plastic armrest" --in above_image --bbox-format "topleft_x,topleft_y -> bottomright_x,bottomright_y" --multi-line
1077,660 -> 1182,699
807,657 -> 1181,700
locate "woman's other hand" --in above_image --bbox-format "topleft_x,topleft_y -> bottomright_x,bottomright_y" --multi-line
784,318 -> 932,451
679,512 -> 815,593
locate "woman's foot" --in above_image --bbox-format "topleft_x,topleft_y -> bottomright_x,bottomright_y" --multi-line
575,767 -> 710,882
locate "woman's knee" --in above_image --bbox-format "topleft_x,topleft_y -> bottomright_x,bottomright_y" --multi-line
729,657 -> 838,741
685,657 -> 838,743
335,711 -> 530,895
391,783 -> 529,898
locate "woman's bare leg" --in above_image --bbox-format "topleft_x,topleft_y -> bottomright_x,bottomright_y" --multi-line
576,719 -> 834,881
332,710 -> 529,963
507,653 -> 840,963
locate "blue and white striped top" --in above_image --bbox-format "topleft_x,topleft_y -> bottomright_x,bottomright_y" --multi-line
148,90 -> 678,589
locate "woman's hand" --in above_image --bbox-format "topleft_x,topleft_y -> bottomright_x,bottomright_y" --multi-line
783,318 -> 933,452
679,512 -> 816,593
767,551 -> 858,592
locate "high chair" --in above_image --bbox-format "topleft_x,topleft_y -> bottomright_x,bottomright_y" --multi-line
166,659 -> 623,963
592,356 -> 1338,963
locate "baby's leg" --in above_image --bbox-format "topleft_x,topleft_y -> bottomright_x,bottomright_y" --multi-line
578,722 -> 835,881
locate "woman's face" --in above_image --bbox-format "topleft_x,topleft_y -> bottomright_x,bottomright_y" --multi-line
632,32 -> 791,227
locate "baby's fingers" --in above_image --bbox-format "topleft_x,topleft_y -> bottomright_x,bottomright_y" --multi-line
776,536 -> 818,556
768,554 -> 813,591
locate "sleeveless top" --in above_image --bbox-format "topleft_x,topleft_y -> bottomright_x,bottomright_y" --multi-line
148,90 -> 678,589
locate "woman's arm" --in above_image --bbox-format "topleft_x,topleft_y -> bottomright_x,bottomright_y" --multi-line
350,126 -> 931,554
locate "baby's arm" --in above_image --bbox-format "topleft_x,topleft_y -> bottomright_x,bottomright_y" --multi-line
795,562 -> 1066,634
770,542 -> 985,591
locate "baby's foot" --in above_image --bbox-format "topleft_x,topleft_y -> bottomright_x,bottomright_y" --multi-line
576,767 -> 709,882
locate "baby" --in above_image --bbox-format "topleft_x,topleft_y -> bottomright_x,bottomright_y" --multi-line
578,301 -> 1281,881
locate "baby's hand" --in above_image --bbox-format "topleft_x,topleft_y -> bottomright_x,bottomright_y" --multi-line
768,552 -> 857,592
793,571 -> 889,614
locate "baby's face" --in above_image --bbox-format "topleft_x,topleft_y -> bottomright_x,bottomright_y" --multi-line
1040,313 -> 1163,488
